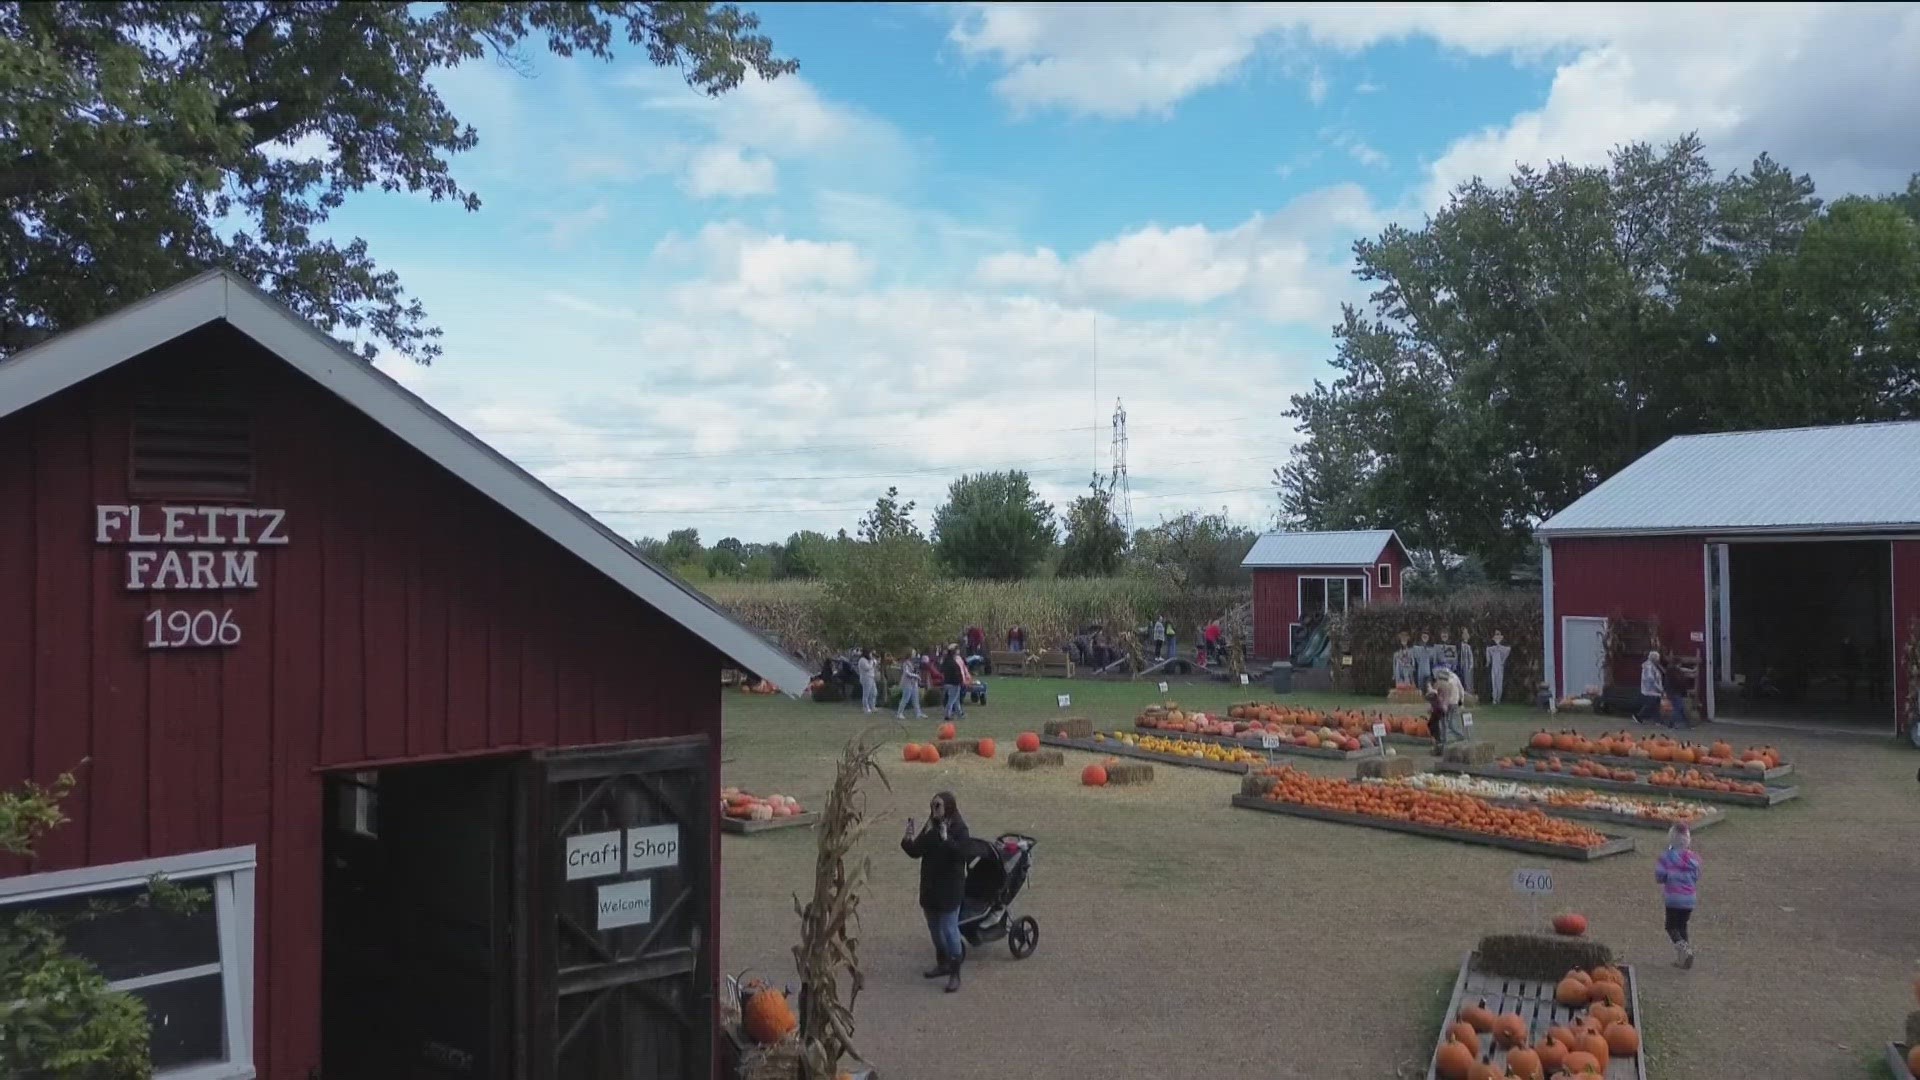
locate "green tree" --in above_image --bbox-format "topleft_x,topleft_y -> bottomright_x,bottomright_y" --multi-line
702,545 -> 741,578
818,538 -> 952,654
1130,512 -> 1256,590
779,530 -> 841,579
0,2 -> 792,358
1276,137 -> 1920,573
1056,478 -> 1128,577
659,527 -> 702,567
632,535 -> 666,562
931,471 -> 1056,579
856,486 -> 921,544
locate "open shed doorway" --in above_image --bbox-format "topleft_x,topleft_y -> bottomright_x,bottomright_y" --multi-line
1716,540 -> 1893,724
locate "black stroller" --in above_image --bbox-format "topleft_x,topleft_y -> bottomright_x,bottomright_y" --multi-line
955,833 -> 1039,959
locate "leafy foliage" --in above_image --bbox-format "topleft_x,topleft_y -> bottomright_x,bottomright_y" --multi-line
1277,136 -> 1920,573
1129,511 -> 1256,591
659,527 -> 703,567
932,471 -> 1057,579
1056,478 -> 1129,577
817,539 -> 953,653
779,530 -> 844,579
856,487 -> 922,544
0,2 -> 792,358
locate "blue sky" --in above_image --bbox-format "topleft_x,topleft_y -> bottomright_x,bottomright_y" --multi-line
334,2 -> 1920,543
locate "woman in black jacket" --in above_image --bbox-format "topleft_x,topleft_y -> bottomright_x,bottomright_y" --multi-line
901,790 -> 972,992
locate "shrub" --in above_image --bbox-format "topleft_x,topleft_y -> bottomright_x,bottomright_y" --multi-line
1332,590 -> 1542,695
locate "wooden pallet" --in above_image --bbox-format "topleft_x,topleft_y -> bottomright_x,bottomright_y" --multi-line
720,812 -> 820,835
1427,952 -> 1647,1080
1887,1042 -> 1916,1079
1130,722 -> 1368,760
1522,746 -> 1793,781
1229,795 -> 1635,861
1041,735 -> 1250,774
1441,763 -> 1800,807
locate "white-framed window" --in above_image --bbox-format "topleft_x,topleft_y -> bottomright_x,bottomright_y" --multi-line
0,846 -> 256,1080
1377,563 -> 1393,590
1299,575 -> 1369,617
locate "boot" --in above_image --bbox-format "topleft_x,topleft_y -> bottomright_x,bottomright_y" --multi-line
944,953 -> 962,993
1680,941 -> 1695,969
923,952 -> 948,979
1672,940 -> 1687,967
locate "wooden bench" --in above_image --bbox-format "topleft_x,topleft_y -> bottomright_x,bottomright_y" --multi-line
1028,650 -> 1074,679
988,650 -> 1030,675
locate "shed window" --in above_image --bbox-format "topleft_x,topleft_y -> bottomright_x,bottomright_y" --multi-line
1300,575 -> 1368,616
0,847 -> 256,1079
131,398 -> 255,499
1377,563 -> 1393,590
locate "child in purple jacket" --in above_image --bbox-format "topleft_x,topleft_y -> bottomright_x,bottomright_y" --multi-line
1654,823 -> 1701,968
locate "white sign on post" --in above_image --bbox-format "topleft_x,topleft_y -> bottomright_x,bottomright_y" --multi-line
1511,868 -> 1554,896
1157,681 -> 1169,693
565,830 -> 625,881
1056,694 -> 1071,708
625,825 -> 680,871
1463,712 -> 1474,729
1260,733 -> 1281,750
1239,673 -> 1250,685
596,879 -> 653,929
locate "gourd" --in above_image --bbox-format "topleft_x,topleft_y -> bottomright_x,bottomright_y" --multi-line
1016,732 -> 1041,752
1604,1022 -> 1641,1057
749,803 -> 773,822
1081,764 -> 1108,787
743,985 -> 797,1043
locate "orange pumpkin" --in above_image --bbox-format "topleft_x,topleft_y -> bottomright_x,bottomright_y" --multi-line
743,985 -> 797,1043
1530,731 -> 1555,749
1466,1063 -> 1497,1080
937,721 -> 957,740
921,743 -> 941,762
1590,1003 -> 1627,1028
1433,1037 -> 1474,1080
1080,764 -> 1108,787
1554,976 -> 1588,1007
902,743 -> 922,762
1446,1022 -> 1481,1058
1535,1037 -> 1567,1073
1588,979 -> 1625,1007
1908,1045 -> 1920,1075
1551,912 -> 1588,936
1458,1001 -> 1495,1033
1015,732 -> 1040,753
1505,1045 -> 1543,1080
1604,1022 -> 1641,1057
1575,1030 -> 1610,1070
976,738 -> 996,758
1560,1050 -> 1600,1074
1492,1012 -> 1528,1049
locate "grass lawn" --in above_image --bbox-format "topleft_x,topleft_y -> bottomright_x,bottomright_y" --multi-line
720,676 -> 1920,1079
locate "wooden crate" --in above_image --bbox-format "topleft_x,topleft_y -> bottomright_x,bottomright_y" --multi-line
1229,795 -> 1635,861
721,812 -> 820,835
1477,797 -> 1725,832
1521,747 -> 1793,781
1427,952 -> 1647,1080
1130,721 -> 1368,760
1040,735 -> 1250,774
1441,763 -> 1800,808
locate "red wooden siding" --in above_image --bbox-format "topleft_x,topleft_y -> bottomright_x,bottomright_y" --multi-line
1895,540 -> 1920,732
1548,536 -> 1706,696
0,325 -> 724,1080
1249,538 -> 1408,658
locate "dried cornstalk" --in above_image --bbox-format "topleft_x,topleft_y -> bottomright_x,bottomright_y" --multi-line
791,727 -> 889,1079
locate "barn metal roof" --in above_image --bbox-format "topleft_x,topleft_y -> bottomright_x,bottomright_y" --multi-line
0,271 -> 813,695
1242,529 -> 1401,568
1538,421 -> 1920,536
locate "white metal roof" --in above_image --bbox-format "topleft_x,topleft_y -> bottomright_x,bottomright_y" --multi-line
1538,421 -> 1920,536
1242,529 -> 1401,568
0,271 -> 812,695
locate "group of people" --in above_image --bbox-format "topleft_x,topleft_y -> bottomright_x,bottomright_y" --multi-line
837,644 -> 984,721
1638,650 -> 1698,727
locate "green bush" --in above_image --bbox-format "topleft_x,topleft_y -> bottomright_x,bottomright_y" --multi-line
1332,591 -> 1543,695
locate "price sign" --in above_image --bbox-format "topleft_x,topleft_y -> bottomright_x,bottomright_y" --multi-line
1157,681 -> 1169,693
1372,722 -> 1388,740
1260,733 -> 1281,750
1511,868 -> 1554,896
1056,694 -> 1071,708
1239,673 -> 1250,685
1463,712 -> 1475,729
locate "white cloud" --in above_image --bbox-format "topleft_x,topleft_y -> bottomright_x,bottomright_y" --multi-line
1306,67 -> 1329,106
532,204 -> 611,249
637,71 -> 904,163
655,223 -> 870,292
680,145 -> 778,198
973,183 -> 1384,325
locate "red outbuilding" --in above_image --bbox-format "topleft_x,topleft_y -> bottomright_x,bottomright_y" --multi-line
1242,529 -> 1408,660
1539,421 -> 1920,732
0,272 -> 811,1080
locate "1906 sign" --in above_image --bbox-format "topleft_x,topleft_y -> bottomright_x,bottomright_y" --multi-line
95,505 -> 288,650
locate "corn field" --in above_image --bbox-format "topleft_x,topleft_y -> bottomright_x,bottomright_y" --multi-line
703,577 -> 1246,661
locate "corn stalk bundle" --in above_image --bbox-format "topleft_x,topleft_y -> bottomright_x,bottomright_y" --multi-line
791,729 -> 888,1079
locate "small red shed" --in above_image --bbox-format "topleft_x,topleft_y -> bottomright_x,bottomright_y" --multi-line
1242,530 -> 1408,659
0,272 -> 811,1080
1539,422 -> 1920,732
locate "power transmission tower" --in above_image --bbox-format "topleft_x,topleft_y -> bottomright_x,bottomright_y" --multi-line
1109,398 -> 1134,533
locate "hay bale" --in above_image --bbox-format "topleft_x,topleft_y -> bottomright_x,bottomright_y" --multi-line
1355,756 -> 1422,780
1443,740 -> 1497,766
1008,749 -> 1065,771
1043,717 -> 1094,739
1240,772 -> 1279,798
1386,686 -> 1424,705
1473,934 -> 1614,982
934,738 -> 980,758
1102,761 -> 1153,785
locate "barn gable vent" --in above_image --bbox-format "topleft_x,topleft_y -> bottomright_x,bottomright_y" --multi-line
130,395 -> 255,499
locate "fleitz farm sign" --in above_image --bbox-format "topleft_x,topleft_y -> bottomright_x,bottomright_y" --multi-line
95,505 -> 289,650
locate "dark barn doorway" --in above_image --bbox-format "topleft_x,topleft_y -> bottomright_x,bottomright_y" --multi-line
1717,540 -> 1893,723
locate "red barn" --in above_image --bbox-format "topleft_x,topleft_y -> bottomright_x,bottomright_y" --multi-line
1539,422 -> 1920,732
0,272 -> 811,1080
1243,530 -> 1408,659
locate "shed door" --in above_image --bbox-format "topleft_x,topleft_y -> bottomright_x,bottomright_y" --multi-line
1561,616 -> 1608,697
532,737 -> 712,1080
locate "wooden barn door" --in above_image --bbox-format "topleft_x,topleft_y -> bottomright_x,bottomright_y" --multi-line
530,737 -> 713,1080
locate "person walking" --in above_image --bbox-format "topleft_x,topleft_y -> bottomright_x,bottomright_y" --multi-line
896,648 -> 925,719
901,791 -> 972,992
1204,619 -> 1223,664
1637,651 -> 1665,724
1150,615 -> 1167,660
856,649 -> 878,714
1428,667 -> 1464,756
941,646 -> 966,720
1654,822 -> 1702,968
1663,655 -> 1695,728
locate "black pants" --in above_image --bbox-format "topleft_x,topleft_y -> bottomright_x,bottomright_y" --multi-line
1664,906 -> 1692,943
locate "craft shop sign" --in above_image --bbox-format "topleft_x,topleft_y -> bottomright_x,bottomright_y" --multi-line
94,505 -> 288,650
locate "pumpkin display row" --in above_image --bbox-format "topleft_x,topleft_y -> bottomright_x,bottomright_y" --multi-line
1437,967 -> 1639,1080
1255,766 -> 1612,850
1382,772 -> 1716,825
1095,730 -> 1265,765
1143,702 -> 1433,742
720,789 -> 805,821
1505,754 -> 1771,796
1226,701 -> 1424,737
1529,729 -> 1785,770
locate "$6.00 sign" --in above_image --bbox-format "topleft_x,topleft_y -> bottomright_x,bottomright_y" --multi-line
1511,868 -> 1554,896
